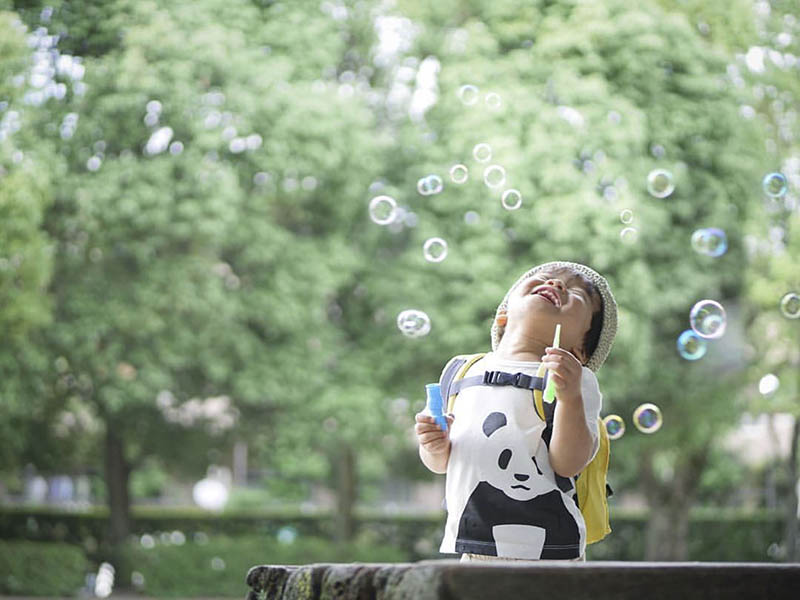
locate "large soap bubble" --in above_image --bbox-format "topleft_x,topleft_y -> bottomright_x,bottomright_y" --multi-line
762,172 -> 787,198
603,415 -> 625,440
417,174 -> 444,196
501,189 -> 522,210
423,237 -> 448,263
473,143 -> 492,163
646,168 -> 675,198
677,329 -> 707,360
779,292 -> 800,319
397,309 -> 431,338
633,403 -> 663,434
691,228 -> 728,257
368,195 -> 397,225
690,300 -> 727,339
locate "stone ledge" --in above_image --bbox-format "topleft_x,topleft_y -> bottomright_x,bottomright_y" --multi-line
245,560 -> 800,600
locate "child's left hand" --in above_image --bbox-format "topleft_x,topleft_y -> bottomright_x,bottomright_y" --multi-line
541,347 -> 583,405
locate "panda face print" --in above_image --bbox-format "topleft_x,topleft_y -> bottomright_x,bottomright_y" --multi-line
480,411 -> 554,501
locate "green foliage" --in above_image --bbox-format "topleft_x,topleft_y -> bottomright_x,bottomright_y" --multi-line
0,540 -> 88,597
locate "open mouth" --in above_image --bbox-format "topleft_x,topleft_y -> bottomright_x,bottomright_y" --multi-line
511,484 -> 530,490
531,286 -> 561,308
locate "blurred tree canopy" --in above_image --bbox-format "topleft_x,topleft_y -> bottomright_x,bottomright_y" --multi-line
1,0 -> 798,561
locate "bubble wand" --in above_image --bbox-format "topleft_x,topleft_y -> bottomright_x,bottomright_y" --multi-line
543,323 -> 561,404
425,383 -> 448,432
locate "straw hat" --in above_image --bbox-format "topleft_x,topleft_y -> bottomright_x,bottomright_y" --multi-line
490,261 -> 618,372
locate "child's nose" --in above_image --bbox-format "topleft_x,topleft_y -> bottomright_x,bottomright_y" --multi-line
545,278 -> 565,291
514,473 -> 529,482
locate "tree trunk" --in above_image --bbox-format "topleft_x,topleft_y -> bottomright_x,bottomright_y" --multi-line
334,442 -> 357,542
784,415 -> 799,562
104,425 -> 131,548
642,446 -> 709,561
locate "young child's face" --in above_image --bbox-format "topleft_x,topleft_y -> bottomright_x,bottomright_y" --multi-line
503,267 -> 601,363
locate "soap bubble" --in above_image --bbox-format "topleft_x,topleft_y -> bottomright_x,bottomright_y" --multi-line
691,228 -> 728,257
417,174 -> 444,196
485,92 -> 502,109
483,165 -> 506,188
368,195 -> 397,225
473,143 -> 492,163
192,478 -> 228,511
646,169 -> 675,198
690,300 -> 726,339
762,172 -> 787,198
501,189 -> 522,210
677,329 -> 707,360
464,211 -> 480,225
397,309 -> 431,338
423,237 -> 448,263
620,209 -> 634,224
210,557 -> 226,571
86,155 -> 102,171
277,526 -> 298,545
603,415 -> 625,440
620,227 -> 638,243
449,164 -> 469,184
758,373 -> 780,396
458,85 -> 480,106
779,292 -> 800,319
633,403 -> 663,434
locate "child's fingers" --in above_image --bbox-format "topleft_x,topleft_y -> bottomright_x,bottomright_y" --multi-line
415,412 -> 437,424
418,430 -> 448,445
415,421 -> 442,435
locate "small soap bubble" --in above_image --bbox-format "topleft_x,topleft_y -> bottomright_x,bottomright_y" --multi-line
619,209 -> 634,224
140,534 -> 155,549
690,300 -> 726,339
146,100 -> 162,114
169,141 -> 184,155
646,169 -> 675,198
758,373 -> 780,396
603,415 -> 625,440
633,403 -> 663,434
458,85 -> 480,106
277,526 -> 298,545
485,92 -> 502,109
779,292 -> 800,319
417,174 -> 444,196
131,572 -> 145,587
464,211 -> 480,225
501,189 -> 522,210
368,195 -> 397,225
423,237 -> 448,262
691,228 -> 728,257
677,329 -> 707,360
86,155 -> 102,171
483,165 -> 506,188
762,172 -> 787,198
473,143 -> 492,163
449,164 -> 469,184
210,557 -> 226,571
650,144 -> 666,158
620,227 -> 638,243
396,309 -> 431,338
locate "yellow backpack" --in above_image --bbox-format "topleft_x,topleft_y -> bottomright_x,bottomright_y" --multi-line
439,353 -> 611,544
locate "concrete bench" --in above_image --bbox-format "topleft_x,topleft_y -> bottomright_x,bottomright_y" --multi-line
245,560 -> 800,600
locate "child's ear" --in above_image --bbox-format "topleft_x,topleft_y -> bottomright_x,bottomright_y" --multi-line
495,312 -> 507,327
571,344 -> 588,365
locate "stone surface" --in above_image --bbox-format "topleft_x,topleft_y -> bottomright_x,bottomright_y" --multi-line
245,561 -> 800,600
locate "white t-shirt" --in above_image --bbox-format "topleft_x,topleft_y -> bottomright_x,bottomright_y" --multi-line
437,352 -> 602,560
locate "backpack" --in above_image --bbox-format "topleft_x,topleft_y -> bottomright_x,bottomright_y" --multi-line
439,353 -> 612,545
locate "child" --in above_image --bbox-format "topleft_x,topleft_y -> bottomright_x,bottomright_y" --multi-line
414,261 -> 617,561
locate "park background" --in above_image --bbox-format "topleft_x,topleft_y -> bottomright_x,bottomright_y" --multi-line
1,0 -> 799,597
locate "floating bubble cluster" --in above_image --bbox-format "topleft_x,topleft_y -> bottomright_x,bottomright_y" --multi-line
690,300 -> 727,339
501,189 -> 522,210
691,228 -> 728,257
758,373 -> 780,396
646,169 -> 675,198
396,309 -> 431,338
779,292 -> 800,319
423,237 -> 448,262
449,164 -> 469,183
417,174 -> 444,195
633,403 -> 663,434
473,143 -> 492,163
762,172 -> 787,198
483,164 -> 506,188
368,195 -> 397,225
677,329 -> 707,360
603,415 -> 625,440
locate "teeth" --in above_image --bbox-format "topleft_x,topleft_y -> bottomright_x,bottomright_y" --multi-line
534,288 -> 559,307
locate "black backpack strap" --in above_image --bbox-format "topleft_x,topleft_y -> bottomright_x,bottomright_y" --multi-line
451,370 -> 546,395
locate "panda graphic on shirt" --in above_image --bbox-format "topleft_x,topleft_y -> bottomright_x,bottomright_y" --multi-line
454,410 -> 583,560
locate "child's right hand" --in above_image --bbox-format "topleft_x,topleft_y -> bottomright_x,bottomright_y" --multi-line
414,412 -> 454,455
